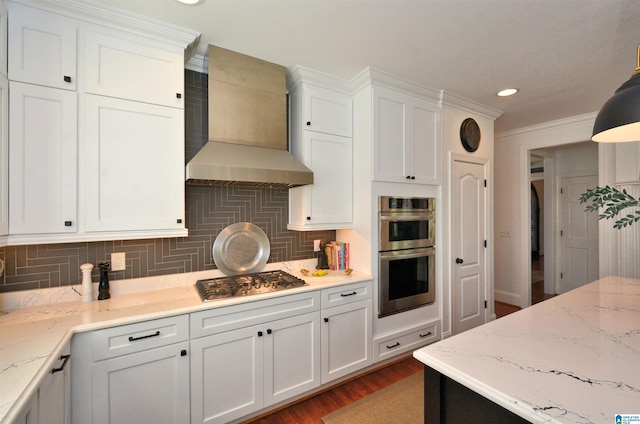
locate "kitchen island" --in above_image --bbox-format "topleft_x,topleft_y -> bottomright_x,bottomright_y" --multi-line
413,275 -> 640,424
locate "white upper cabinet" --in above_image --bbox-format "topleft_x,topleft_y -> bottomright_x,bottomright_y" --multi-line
8,3 -> 77,90
84,95 -> 185,233
0,75 -> 7,241
288,68 -> 354,231
5,0 -> 198,244
9,81 -> 77,235
289,131 -> 352,230
373,85 -> 441,184
302,86 -> 352,137
84,28 -> 184,108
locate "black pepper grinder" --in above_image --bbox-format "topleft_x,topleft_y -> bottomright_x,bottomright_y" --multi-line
97,262 -> 111,300
316,242 -> 329,270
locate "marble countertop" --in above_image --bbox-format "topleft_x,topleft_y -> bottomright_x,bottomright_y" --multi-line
0,260 -> 370,423
413,275 -> 640,423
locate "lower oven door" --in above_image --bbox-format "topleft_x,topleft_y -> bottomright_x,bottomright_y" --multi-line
379,247 -> 435,318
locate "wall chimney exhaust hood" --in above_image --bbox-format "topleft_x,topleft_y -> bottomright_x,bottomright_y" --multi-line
186,45 -> 313,188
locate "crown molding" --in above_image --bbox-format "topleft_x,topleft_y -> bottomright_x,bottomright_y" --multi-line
442,91 -> 503,120
495,112 -> 597,143
286,65 -> 352,94
7,0 -> 201,60
349,66 -> 442,103
186,54 -> 208,74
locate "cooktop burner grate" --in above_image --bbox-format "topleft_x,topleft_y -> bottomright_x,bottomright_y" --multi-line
195,270 -> 307,302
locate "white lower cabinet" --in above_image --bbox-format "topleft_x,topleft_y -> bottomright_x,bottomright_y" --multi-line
373,321 -> 439,363
190,311 -> 320,423
189,292 -> 321,424
39,348 -> 72,424
91,342 -> 190,424
71,315 -> 190,424
69,283 -> 374,424
320,282 -> 373,383
13,393 -> 37,424
14,342 -> 71,424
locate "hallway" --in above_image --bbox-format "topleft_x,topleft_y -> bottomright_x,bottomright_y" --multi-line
495,255 -> 555,317
531,255 -> 555,304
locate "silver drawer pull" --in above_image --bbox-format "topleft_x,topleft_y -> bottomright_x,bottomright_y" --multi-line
340,291 -> 357,297
419,331 -> 432,338
128,331 -> 160,342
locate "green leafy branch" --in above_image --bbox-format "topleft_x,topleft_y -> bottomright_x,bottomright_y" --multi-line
579,185 -> 640,229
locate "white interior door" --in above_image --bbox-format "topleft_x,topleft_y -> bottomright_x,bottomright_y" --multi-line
452,158 -> 487,334
559,175 -> 599,293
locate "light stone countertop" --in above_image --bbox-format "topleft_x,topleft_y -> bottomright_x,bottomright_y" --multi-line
413,275 -> 640,424
0,259 -> 371,423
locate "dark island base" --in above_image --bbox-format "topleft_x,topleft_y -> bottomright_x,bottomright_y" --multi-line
424,366 -> 531,423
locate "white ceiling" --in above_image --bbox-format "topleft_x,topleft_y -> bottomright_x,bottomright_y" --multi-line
99,0 -> 640,134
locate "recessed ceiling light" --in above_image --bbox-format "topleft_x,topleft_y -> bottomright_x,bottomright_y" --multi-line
497,88 -> 519,97
175,0 -> 204,5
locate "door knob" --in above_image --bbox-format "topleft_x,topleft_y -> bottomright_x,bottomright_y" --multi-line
456,258 -> 464,264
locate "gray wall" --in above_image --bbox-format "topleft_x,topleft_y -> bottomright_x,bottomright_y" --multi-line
0,70 -> 335,293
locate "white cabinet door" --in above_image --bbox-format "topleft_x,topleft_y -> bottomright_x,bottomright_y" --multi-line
84,95 -> 185,233
84,28 -> 184,108
190,311 -> 320,423
39,346 -> 71,424
9,82 -> 77,235
373,88 -> 406,182
92,342 -> 190,424
7,3 -> 77,90
302,87 -> 352,137
373,86 -> 440,184
321,298 -> 373,384
14,393 -> 38,424
288,131 -> 352,230
190,326 -> 264,424
0,75 -> 7,239
263,312 -> 320,406
411,98 -> 440,184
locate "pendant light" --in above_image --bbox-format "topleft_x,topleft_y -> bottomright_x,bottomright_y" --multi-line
592,44 -> 640,143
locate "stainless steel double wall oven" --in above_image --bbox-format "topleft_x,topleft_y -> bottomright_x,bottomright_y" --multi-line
378,196 -> 436,317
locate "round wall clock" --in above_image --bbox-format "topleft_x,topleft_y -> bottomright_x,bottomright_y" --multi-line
460,118 -> 481,152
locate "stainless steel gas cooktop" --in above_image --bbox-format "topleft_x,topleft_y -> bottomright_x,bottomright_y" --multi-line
195,270 -> 307,302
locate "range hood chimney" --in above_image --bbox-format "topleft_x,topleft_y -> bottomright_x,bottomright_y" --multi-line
185,45 -> 313,188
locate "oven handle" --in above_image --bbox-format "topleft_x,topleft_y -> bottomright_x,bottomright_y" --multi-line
379,247 -> 435,260
379,212 -> 434,222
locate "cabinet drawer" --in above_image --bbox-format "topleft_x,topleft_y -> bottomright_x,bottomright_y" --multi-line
191,291 -> 320,339
373,321 -> 439,363
321,280 -> 372,309
92,315 -> 189,361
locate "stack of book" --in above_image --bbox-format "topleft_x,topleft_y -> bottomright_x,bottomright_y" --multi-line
324,241 -> 350,271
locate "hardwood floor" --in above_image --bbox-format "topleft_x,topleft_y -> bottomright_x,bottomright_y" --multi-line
245,302 -> 521,424
245,259 -> 556,424
245,355 -> 423,424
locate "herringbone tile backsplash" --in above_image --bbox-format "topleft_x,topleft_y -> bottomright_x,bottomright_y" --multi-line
0,70 -> 336,292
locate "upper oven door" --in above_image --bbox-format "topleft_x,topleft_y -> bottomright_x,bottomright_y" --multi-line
379,212 -> 435,251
